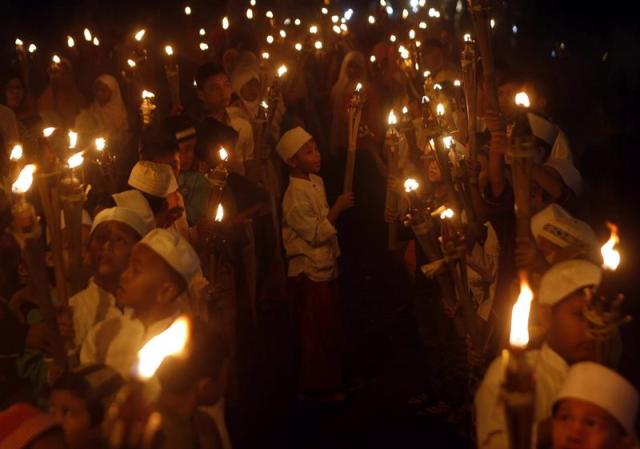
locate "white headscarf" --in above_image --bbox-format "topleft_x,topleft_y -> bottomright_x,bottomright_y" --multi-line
330,51 -> 367,108
229,52 -> 261,118
90,74 -> 128,136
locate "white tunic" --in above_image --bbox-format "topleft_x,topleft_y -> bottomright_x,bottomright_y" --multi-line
69,278 -> 122,348
281,175 -> 340,282
475,343 -> 569,449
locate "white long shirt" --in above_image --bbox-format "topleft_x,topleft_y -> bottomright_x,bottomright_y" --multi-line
281,175 -> 340,282
69,278 -> 123,348
475,343 -> 569,449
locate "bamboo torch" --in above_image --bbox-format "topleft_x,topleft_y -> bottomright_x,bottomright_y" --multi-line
11,165 -> 68,369
344,82 -> 364,194
468,0 -> 500,115
385,110 -> 400,251
502,273 -> 535,449
163,45 -> 181,111
140,90 -> 157,127
461,38 -> 478,163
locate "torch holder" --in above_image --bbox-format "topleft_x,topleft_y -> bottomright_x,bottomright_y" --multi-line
501,348 -> 535,449
461,42 -> 478,162
344,91 -> 364,194
509,134 -> 536,254
59,175 -> 86,296
140,98 -> 157,127
385,130 -> 401,250
164,63 -> 181,109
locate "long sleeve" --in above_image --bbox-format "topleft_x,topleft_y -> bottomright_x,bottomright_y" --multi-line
284,200 -> 337,247
475,357 -> 510,449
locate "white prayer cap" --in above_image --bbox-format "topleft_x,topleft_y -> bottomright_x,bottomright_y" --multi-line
140,228 -> 199,283
544,159 -> 582,196
128,161 -> 178,198
555,362 -> 638,439
112,189 -> 156,231
538,259 -> 602,306
276,127 -> 313,161
90,207 -> 151,238
531,204 -> 597,250
527,112 -> 559,147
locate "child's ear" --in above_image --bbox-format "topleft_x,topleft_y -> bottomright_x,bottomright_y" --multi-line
157,281 -> 181,304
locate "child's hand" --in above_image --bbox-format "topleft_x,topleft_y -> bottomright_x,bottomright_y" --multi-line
386,176 -> 405,196
334,192 -> 355,212
57,307 -> 75,343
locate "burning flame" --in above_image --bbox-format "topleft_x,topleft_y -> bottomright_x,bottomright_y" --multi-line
370,55 -> 376,63
84,28 -> 92,41
453,79 -> 461,87
12,164 -> 37,194
67,36 -> 75,48
295,42 -> 302,51
463,33 -> 472,42
10,144 -> 24,161
199,28 -> 206,36
261,52 -> 270,60
219,147 -> 229,162
184,5 -> 192,15
137,316 -> 190,379
404,178 -> 419,193
433,83 -> 443,91
442,136 -> 454,149
402,106 -> 409,115
134,29 -> 146,42
277,65 -> 288,77
515,92 -> 531,108
266,10 -> 274,18
388,110 -> 397,126
200,42 -> 209,51
164,45 -> 174,56
222,17 -> 229,30
52,55 -> 61,64
509,274 -> 534,349
95,137 -> 106,151
142,90 -> 155,99
440,208 -> 455,219
260,100 -> 269,110
309,25 -> 318,34
127,59 -> 136,68
601,222 -> 621,271
67,151 -> 84,169
215,203 -> 224,222
92,37 -> 100,46
246,8 -> 254,19
266,35 -> 274,44
355,82 -> 363,93
68,130 -> 78,149
314,41 -> 323,50
15,38 -> 24,47
43,127 -> 56,137
421,95 -> 430,104
423,70 -> 431,78
409,29 -> 416,39
368,15 -> 376,24
29,44 -> 37,53
279,30 -> 287,38
436,103 -> 445,116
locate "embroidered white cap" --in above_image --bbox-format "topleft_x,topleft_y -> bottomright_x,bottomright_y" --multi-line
544,159 -> 582,196
91,207 -> 152,238
276,127 -> 313,161
128,161 -> 178,198
112,189 -> 156,231
555,362 -> 638,439
140,228 -> 199,283
531,204 -> 597,250
538,259 -> 602,306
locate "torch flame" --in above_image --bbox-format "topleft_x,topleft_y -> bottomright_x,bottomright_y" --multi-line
388,110 -> 397,126
402,106 -> 409,115
515,92 -> 531,108
134,29 -> 146,42
260,100 -> 269,110
277,65 -> 288,78
52,55 -> 61,64
164,45 -> 174,56
261,52 -> 270,60
309,25 -> 318,34
463,33 -> 472,42
92,37 -> 100,46
355,82 -> 363,93
404,178 -> 419,193
84,28 -> 92,41
184,5 -> 192,15
436,103 -> 445,116
314,41 -> 323,50
12,164 -> 37,194
440,208 -> 455,220
222,17 -> 229,30
453,79 -> 461,87
68,130 -> 78,149
10,144 -> 24,161
199,42 -> 209,51
219,147 -> 229,162
95,137 -> 106,151
137,316 -> 190,379
67,36 -> 75,48
67,151 -> 84,169
246,8 -> 253,19
127,59 -> 136,68
15,38 -> 24,47
442,136 -> 454,149
509,274 -> 534,349
601,222 -> 621,271
215,203 -> 224,222
142,90 -> 155,99
43,127 -> 56,137
29,44 -> 37,53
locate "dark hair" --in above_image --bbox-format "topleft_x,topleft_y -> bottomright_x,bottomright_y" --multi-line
163,115 -> 196,140
156,322 -> 229,394
195,63 -> 226,90
51,364 -> 124,427
139,127 -> 179,161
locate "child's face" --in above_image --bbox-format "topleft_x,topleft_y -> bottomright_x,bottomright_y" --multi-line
198,74 -> 232,111
427,158 -> 442,183
179,139 -> 197,171
117,244 -> 180,310
289,140 -> 321,173
93,80 -> 112,107
88,221 -> 139,280
240,78 -> 260,103
49,389 -> 93,449
552,399 -> 630,449
546,293 -> 596,364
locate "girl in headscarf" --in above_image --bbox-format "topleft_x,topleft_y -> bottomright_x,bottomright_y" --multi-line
2,70 -> 43,159
88,74 -> 129,140
37,57 -> 86,128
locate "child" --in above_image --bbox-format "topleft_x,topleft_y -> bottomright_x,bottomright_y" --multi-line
476,259 -> 603,449
48,364 -> 124,449
552,362 -> 638,449
80,228 -> 200,378
58,207 -> 152,350
276,127 -> 354,402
